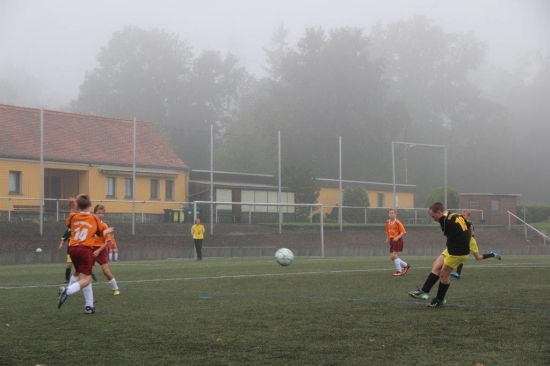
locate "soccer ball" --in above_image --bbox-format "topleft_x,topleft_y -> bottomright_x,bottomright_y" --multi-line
35,248 -> 42,253
275,248 -> 294,266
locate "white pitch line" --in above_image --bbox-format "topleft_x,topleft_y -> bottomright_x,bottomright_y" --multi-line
1,262 -> 549,289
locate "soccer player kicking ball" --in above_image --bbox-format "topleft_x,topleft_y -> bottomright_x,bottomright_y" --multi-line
408,202 -> 470,308
449,209 -> 502,280
57,194 -> 112,314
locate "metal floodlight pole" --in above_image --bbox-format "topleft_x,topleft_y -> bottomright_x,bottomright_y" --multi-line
278,131 -> 282,234
392,141 -> 397,207
132,117 -> 136,236
40,109 -> 44,235
392,141 -> 447,209
210,125 -> 214,236
339,136 -> 343,232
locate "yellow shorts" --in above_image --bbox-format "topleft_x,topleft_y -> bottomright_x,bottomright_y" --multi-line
66,254 -> 72,264
469,237 -> 479,255
441,249 -> 469,269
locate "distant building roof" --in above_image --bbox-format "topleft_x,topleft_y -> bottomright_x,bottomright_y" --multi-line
318,178 -> 416,193
189,170 -> 294,190
0,104 -> 188,171
461,193 -> 521,198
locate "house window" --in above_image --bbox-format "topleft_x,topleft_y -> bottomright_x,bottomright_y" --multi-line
240,190 -> 296,213
9,171 -> 22,194
150,179 -> 160,200
491,199 -> 501,214
216,188 -> 232,210
470,199 -> 480,209
106,177 -> 116,198
124,178 -> 133,198
165,180 -> 174,200
377,193 -> 384,208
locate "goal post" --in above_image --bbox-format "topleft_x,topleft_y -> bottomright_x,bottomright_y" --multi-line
192,201 -> 325,257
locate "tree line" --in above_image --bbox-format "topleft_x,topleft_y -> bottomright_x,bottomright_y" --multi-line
7,16 -> 547,206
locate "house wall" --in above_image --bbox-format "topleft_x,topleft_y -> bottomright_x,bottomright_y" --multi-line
461,194 -> 518,225
1,160 -> 187,214
1,160 -> 41,199
317,186 -> 414,214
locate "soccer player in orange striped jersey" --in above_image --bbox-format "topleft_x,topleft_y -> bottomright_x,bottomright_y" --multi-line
68,204 -> 120,296
109,233 -> 119,261
385,208 -> 410,276
92,205 -> 120,295
57,194 -> 112,313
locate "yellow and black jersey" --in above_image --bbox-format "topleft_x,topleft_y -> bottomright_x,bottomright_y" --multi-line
438,213 -> 470,256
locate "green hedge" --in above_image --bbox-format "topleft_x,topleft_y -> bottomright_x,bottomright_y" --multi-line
517,203 -> 550,223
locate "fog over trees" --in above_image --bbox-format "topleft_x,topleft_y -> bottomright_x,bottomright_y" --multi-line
1,2 -> 549,205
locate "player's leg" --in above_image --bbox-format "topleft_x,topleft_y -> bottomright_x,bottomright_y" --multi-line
64,255 -> 72,283
482,251 -> 502,260
390,250 -> 402,275
408,254 -> 444,299
428,254 -> 468,308
58,247 -> 93,309
195,239 -> 203,260
100,263 -> 120,295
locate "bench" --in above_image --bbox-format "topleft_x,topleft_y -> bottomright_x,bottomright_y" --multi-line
13,205 -> 44,221
13,205 -> 42,213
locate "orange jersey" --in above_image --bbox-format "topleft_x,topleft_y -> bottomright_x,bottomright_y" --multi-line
93,221 -> 112,248
66,212 -> 103,247
385,219 -> 406,239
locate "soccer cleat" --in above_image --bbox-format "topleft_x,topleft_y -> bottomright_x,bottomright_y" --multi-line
393,271 -> 403,276
57,287 -> 68,309
401,265 -> 411,275
408,288 -> 428,300
450,272 -> 461,280
84,306 -> 95,314
113,290 -> 120,296
491,251 -> 502,260
427,297 -> 446,308
91,272 -> 98,281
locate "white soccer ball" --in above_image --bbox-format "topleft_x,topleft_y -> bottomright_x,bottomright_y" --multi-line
275,248 -> 294,266
35,248 -> 42,253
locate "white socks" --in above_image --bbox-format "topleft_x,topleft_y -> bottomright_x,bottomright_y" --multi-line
394,259 -> 402,272
109,278 -> 119,291
83,283 -> 94,307
66,282 -> 81,296
69,275 -> 79,286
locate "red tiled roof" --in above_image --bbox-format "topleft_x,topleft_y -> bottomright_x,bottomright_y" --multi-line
0,104 -> 187,170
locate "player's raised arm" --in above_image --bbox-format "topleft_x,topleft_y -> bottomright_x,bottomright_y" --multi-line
68,197 -> 77,212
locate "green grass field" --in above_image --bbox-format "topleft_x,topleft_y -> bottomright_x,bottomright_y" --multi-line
1,255 -> 549,365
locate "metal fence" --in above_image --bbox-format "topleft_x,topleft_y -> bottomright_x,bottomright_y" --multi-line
507,211 -> 548,245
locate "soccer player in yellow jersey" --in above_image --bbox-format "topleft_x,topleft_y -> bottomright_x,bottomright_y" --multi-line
408,202 -> 470,308
449,209 -> 502,280
191,218 -> 205,260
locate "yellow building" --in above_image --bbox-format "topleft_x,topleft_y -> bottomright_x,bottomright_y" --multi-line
317,178 -> 415,215
0,104 -> 188,218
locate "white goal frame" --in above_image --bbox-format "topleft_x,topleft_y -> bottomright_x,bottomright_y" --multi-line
192,201 -> 325,257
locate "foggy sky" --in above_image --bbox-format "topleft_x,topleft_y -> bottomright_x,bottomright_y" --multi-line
1,0 -> 549,109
